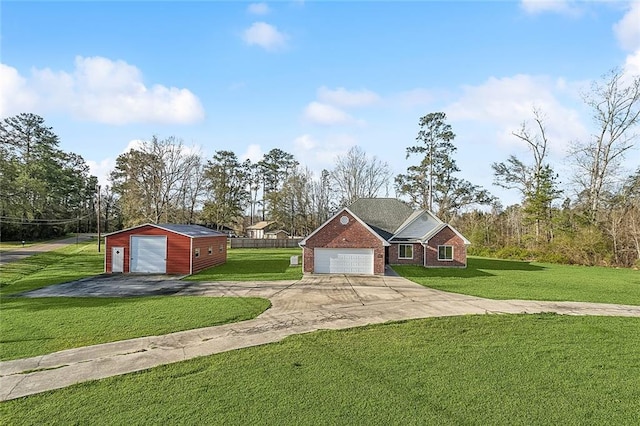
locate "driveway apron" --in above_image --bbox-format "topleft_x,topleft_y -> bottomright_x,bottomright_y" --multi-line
2,274 -> 639,401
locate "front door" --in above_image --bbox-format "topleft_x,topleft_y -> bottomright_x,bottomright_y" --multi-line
112,247 -> 124,273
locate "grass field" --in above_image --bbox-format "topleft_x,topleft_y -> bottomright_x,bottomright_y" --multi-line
185,248 -> 303,281
0,242 -> 271,360
0,296 -> 270,361
393,257 -> 640,306
0,242 -> 104,295
2,314 -> 639,424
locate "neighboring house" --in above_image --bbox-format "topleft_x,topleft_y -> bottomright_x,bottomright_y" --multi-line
246,221 -> 275,239
104,224 -> 227,275
265,229 -> 289,240
207,223 -> 237,238
299,198 -> 470,275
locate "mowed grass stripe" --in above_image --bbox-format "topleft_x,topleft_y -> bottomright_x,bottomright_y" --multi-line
2,315 -> 639,424
393,256 -> 640,306
0,296 -> 270,361
184,248 -> 303,282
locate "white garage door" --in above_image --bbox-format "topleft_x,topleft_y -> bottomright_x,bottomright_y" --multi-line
130,236 -> 167,273
314,248 -> 374,275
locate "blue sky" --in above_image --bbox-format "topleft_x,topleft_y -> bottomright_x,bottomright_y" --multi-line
2,1 -> 639,206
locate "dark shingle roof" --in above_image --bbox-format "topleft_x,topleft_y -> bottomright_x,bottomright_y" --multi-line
155,224 -> 227,238
347,198 -> 414,239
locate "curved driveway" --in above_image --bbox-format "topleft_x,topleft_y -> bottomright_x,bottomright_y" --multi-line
2,274 -> 639,401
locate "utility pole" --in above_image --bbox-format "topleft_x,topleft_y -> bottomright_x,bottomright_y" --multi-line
97,184 -> 101,252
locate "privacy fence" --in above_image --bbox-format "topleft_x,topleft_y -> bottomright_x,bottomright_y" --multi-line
229,238 -> 303,249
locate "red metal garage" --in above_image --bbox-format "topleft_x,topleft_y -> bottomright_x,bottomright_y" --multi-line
104,224 -> 227,275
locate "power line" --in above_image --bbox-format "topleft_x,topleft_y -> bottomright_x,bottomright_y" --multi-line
0,214 -> 92,225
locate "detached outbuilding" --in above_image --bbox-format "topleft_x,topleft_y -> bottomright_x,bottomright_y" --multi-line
104,224 -> 227,275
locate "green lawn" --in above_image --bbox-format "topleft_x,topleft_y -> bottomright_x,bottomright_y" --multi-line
185,248 -> 303,281
2,314 -> 639,424
0,242 -> 272,360
393,257 -> 640,306
0,296 -> 270,361
0,241 -> 104,295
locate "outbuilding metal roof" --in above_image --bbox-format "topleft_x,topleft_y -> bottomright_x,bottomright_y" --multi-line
154,224 -> 227,238
104,223 -> 227,238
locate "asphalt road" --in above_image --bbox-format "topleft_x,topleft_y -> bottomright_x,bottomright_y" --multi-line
0,234 -> 97,265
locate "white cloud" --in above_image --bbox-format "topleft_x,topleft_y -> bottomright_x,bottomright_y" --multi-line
303,101 -> 356,125
624,49 -> 640,77
614,2 -> 640,52
240,144 -> 264,163
247,3 -> 270,15
293,134 -> 316,151
520,0 -> 581,16
292,133 -> 356,170
123,139 -> 145,153
0,64 -> 38,117
317,86 -> 380,107
0,57 -> 205,124
243,22 -> 288,51
447,74 -> 588,154
87,158 -> 116,187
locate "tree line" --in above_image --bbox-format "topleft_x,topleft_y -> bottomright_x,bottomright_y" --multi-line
1,68 -> 637,267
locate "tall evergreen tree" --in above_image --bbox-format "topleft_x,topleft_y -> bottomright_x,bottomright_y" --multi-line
396,112 -> 493,221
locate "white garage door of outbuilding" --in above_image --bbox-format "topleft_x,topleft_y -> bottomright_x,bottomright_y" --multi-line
130,235 -> 167,273
314,248 -> 374,274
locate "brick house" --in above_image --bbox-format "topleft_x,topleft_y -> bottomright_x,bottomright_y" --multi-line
104,224 -> 227,275
299,198 -> 469,275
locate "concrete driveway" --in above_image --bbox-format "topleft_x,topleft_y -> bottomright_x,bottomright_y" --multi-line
2,274 -> 640,401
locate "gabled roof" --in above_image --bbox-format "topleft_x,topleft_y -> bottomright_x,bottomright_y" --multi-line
104,223 -> 226,238
299,207 -> 390,247
421,223 -> 471,245
347,198 -> 414,239
247,221 -> 274,230
390,209 -> 443,241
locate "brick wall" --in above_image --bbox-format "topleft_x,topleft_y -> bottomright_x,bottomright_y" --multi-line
303,211 -> 385,274
388,242 -> 424,266
424,226 -> 467,268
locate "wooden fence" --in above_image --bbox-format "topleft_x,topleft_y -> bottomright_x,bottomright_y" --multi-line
229,238 -> 303,249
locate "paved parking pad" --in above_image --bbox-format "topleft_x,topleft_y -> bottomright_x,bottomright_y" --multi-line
2,273 -> 640,401
18,274 -> 193,297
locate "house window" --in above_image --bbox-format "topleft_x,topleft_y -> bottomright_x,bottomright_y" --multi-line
438,245 -> 453,261
195,248 -> 200,258
219,244 -> 224,253
208,246 -> 213,255
399,244 -> 413,259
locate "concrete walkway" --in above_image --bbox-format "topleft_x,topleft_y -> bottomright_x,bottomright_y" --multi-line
2,274 -> 639,401
0,234 -> 96,265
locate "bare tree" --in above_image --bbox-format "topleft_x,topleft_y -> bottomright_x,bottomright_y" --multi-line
331,146 -> 391,206
569,68 -> 640,223
492,108 -> 561,241
110,136 -> 201,226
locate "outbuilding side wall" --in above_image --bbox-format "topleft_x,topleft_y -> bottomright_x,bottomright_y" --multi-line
191,235 -> 227,273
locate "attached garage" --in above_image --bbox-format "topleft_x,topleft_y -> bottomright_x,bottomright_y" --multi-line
104,224 -> 227,275
314,248 -> 374,274
299,209 -> 387,275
